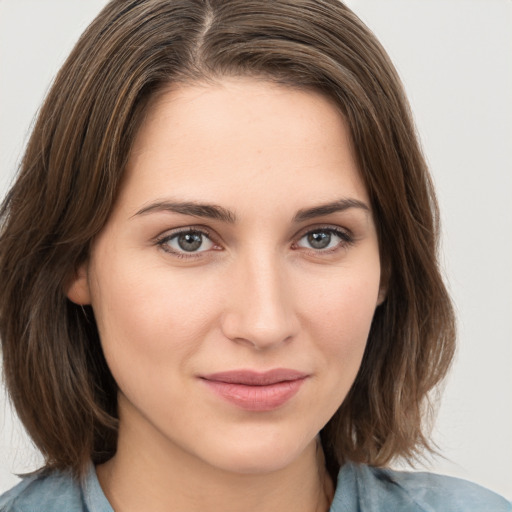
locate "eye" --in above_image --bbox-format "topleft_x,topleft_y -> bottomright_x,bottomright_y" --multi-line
295,228 -> 353,251
157,229 -> 215,255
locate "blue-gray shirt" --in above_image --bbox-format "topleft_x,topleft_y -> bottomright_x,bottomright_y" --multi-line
0,462 -> 510,511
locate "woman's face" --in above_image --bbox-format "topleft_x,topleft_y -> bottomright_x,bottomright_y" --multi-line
69,78 -> 384,474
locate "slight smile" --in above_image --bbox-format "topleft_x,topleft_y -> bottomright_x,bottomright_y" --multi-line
200,369 -> 309,412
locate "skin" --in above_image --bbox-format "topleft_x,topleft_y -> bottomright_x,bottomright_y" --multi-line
68,78 -> 385,512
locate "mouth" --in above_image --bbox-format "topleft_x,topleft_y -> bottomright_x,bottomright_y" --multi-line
199,369 -> 308,411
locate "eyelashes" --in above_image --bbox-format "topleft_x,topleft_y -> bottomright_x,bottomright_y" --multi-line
159,229 -> 216,255
294,227 -> 353,252
155,225 -> 354,259
156,227 -> 220,258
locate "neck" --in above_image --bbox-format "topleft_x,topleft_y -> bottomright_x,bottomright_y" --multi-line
97,408 -> 334,512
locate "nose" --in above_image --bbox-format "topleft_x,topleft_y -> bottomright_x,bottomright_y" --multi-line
220,253 -> 298,350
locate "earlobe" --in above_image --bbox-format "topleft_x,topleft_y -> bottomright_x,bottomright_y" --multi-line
66,263 -> 91,305
377,285 -> 387,306
377,262 -> 390,306
376,271 -> 389,306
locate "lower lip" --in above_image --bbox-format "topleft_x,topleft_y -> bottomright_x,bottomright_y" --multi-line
202,378 -> 306,411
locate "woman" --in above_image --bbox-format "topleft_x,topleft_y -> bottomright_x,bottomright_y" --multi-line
0,0 -> 509,510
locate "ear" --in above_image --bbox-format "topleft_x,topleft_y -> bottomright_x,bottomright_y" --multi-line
377,262 -> 390,306
377,284 -> 387,306
66,263 -> 91,305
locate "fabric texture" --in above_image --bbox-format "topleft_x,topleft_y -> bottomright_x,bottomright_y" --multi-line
0,461 -> 510,511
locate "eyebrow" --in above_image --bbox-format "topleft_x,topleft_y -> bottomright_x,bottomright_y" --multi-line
293,198 -> 370,222
134,201 -> 237,223
133,197 -> 369,224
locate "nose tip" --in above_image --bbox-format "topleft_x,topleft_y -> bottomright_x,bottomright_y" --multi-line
223,318 -> 294,350
220,263 -> 297,350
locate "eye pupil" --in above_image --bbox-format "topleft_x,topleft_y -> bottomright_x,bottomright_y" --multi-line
178,232 -> 203,251
308,231 -> 331,249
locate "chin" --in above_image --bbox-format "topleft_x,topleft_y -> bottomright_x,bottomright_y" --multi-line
201,433 -> 314,475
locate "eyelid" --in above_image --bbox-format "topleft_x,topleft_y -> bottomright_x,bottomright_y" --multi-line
155,225 -> 221,258
153,223 -> 355,259
292,224 -> 355,252
294,223 -> 354,240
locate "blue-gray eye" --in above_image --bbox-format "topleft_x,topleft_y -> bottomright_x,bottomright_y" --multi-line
165,231 -> 214,253
297,229 -> 348,250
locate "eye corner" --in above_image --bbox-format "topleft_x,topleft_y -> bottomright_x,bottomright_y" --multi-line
155,226 -> 221,258
292,226 -> 355,254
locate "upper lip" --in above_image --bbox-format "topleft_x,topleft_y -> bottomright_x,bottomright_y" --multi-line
200,369 -> 308,386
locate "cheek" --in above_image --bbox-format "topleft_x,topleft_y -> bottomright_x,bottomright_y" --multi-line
88,256 -> 222,383
301,270 -> 380,340
297,265 -> 380,388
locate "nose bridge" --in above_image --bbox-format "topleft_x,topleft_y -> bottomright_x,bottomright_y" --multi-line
222,248 -> 296,349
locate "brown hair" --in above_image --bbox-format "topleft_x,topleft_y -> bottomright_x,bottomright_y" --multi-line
0,0 -> 455,479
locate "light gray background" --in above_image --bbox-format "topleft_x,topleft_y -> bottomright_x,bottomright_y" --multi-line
1,0 -> 511,500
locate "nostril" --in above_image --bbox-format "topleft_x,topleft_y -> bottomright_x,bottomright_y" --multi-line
220,308 -> 297,350
220,260 -> 298,348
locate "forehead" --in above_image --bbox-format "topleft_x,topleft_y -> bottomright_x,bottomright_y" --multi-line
120,77 -> 368,216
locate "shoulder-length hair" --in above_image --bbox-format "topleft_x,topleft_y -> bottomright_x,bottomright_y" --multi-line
0,0 -> 455,479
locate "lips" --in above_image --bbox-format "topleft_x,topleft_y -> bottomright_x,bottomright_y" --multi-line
200,369 -> 308,411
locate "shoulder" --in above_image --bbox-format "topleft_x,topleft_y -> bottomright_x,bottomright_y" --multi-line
331,462 -> 511,512
379,466 -> 511,512
0,470 -> 86,512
